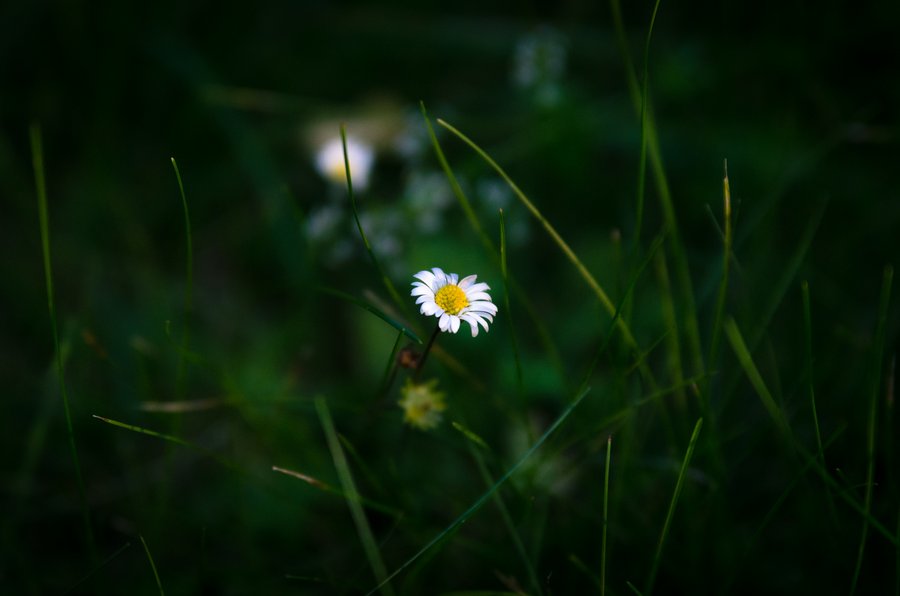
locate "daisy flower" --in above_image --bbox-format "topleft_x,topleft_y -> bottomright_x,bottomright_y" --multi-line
411,267 -> 498,337
314,136 -> 375,191
398,378 -> 446,430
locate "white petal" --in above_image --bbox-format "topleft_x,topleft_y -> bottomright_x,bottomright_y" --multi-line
450,316 -> 460,334
458,274 -> 478,289
413,270 -> 436,287
465,292 -> 493,303
466,282 -> 490,294
439,313 -> 451,331
415,295 -> 432,305
421,302 -> 441,316
449,272 -> 459,285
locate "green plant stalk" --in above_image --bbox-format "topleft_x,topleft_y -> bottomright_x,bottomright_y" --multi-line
170,157 -> 193,397
724,317 -> 792,443
707,161 -> 733,382
378,330 -> 405,398
367,386 -> 591,596
31,124 -> 95,561
420,102 -> 567,384
317,286 -> 422,344
609,0 -> 704,383
601,435 -> 612,596
850,264 -> 893,595
632,0 -> 662,253
340,125 -> 408,317
500,209 -> 523,397
645,417 -> 703,596
140,534 -> 165,596
437,118 -> 656,389
801,280 -> 837,524
462,438 -> 542,596
316,398 -> 394,596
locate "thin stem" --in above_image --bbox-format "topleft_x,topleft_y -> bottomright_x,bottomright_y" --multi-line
414,325 -> 441,380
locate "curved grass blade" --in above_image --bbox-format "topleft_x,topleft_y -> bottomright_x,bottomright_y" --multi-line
802,280 -> 837,524
62,541 -> 132,596
609,0 -> 704,382
140,534 -> 165,596
632,0 -> 663,252
366,386 -> 591,595
644,417 -> 703,596
272,466 -> 399,518
341,125 -> 407,317
420,102 -> 566,385
316,398 -> 394,596
499,209 -> 523,397
601,435 -> 612,596
31,124 -> 95,561
170,157 -> 194,396
851,264 -> 893,595
318,286 -> 422,344
456,430 -> 542,596
707,161 -> 733,379
92,414 -> 237,471
724,317 -> 792,443
436,118 -> 651,384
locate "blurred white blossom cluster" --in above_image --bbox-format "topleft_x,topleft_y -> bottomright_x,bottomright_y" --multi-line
512,27 -> 568,108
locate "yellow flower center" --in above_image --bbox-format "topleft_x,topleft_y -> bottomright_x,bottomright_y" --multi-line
434,284 -> 469,315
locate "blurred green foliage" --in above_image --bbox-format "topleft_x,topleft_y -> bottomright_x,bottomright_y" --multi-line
3,0 -> 899,594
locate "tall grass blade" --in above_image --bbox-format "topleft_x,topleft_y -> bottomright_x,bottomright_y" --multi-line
316,398 -> 394,596
707,161 -> 733,380
436,118 -> 654,386
458,432 -> 542,595
341,125 -> 407,317
601,435 -> 612,596
723,317 -> 792,443
62,541 -> 132,596
801,280 -> 836,523
170,157 -> 193,395
92,415 -> 237,471
850,264 -> 893,595
499,209 -> 523,396
366,386 -> 591,595
317,286 -> 421,344
609,0 -> 704,382
420,102 -> 566,384
140,534 -> 165,596
272,465 -> 400,517
31,124 -> 95,560
644,417 -> 703,595
632,0 -> 663,252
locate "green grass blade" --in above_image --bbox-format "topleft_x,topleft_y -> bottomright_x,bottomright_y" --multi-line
632,0 -> 663,252
723,317 -> 792,443
366,386 -> 591,596
420,102 -> 567,385
140,534 -> 165,596
499,209 -> 523,396
458,432 -> 542,595
92,414 -> 239,471
802,280 -> 837,523
609,0 -> 704,382
317,286 -> 422,344
378,330 -> 405,398
63,541 -> 132,595
31,123 -> 95,561
707,161 -> 733,380
436,118 -> 653,386
340,125 -> 407,317
601,435 -> 612,596
272,465 -> 400,518
170,157 -> 193,396
645,417 -> 703,596
316,398 -> 394,596
850,264 -> 893,595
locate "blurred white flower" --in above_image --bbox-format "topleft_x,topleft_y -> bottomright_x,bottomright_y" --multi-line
512,28 -> 567,107
314,136 -> 375,191
411,267 -> 497,337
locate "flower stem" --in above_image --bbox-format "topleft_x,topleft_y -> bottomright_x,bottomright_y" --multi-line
415,324 -> 441,379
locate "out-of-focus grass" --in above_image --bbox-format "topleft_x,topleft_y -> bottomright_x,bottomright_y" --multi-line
3,2 -> 900,594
